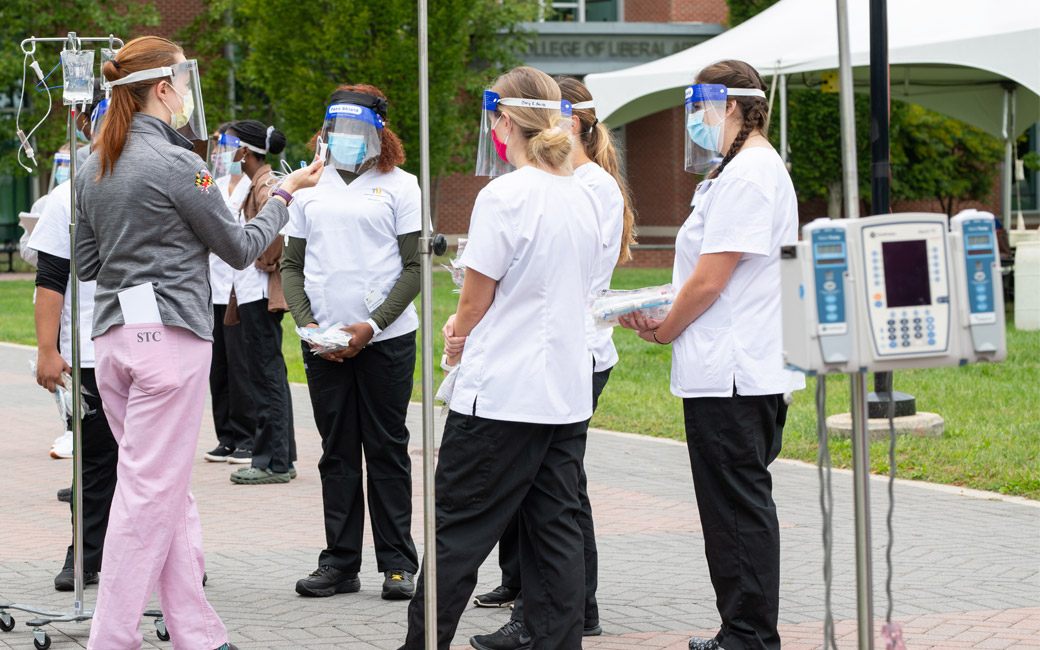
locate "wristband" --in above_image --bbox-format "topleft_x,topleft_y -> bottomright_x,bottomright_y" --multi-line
652,329 -> 665,344
271,188 -> 294,206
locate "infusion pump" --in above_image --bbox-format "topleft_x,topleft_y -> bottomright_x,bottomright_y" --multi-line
781,211 -> 1006,374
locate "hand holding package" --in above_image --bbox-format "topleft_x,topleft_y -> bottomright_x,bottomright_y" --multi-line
589,284 -> 677,330
297,322 -> 353,354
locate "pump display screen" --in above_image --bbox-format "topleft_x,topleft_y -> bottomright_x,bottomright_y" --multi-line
967,235 -> 990,245
817,244 -> 843,255
882,239 -> 931,307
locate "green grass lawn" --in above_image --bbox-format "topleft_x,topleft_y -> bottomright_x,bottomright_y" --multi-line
3,271 -> 1037,498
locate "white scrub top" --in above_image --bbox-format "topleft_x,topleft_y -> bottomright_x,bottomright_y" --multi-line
27,181 -> 97,367
209,174 -> 252,306
575,162 -> 623,372
452,166 -> 602,425
671,147 -> 806,398
284,166 -> 421,342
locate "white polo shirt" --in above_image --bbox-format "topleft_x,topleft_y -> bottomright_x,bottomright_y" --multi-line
27,181 -> 97,367
671,147 -> 806,398
452,166 -> 602,424
575,162 -> 623,372
284,166 -> 421,342
209,174 -> 252,306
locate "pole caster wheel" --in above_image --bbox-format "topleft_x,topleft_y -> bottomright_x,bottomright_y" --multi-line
32,629 -> 51,650
0,613 -> 14,632
155,617 -> 170,642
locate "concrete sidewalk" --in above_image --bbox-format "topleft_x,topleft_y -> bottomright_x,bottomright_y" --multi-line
0,342 -> 1036,649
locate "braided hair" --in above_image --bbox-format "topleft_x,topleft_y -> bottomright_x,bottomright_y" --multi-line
696,60 -> 770,180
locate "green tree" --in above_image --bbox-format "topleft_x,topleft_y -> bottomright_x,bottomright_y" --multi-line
889,102 -> 1003,217
726,0 -> 781,26
0,0 -> 160,176
180,0 -> 540,225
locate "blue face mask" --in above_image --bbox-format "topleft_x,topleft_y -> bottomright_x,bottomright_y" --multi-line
686,110 -> 721,152
229,160 -> 243,176
219,151 -> 244,177
76,127 -> 88,143
328,133 -> 367,166
55,166 -> 70,185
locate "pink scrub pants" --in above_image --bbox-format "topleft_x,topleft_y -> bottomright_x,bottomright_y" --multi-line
87,324 -> 227,650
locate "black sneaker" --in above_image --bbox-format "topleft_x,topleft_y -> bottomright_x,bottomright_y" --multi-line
473,584 -> 519,608
381,569 -> 415,600
213,644 -> 239,650
470,619 -> 531,650
204,445 -> 235,462
584,618 -> 602,636
57,487 -> 72,503
226,448 -> 252,464
295,565 -> 360,597
689,637 -> 722,650
54,567 -> 99,591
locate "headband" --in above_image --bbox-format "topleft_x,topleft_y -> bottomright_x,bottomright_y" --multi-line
329,90 -> 388,120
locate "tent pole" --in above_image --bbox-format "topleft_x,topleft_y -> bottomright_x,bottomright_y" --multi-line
416,0 -> 438,647
1003,85 -> 1016,228
835,1 -> 874,649
779,74 -> 788,168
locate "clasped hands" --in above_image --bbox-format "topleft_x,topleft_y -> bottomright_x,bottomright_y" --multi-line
304,321 -> 374,361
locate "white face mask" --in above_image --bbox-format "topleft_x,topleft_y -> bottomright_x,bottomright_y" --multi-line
161,83 -> 194,130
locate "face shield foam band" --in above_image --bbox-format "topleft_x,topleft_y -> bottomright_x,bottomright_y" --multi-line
218,133 -> 266,155
54,153 -> 71,164
326,103 -> 385,130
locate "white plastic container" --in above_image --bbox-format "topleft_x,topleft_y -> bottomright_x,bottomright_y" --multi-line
1014,240 -> 1040,330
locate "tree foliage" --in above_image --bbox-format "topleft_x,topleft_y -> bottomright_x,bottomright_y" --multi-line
726,0 -> 781,26
180,0 -> 540,189
890,102 -> 1004,217
0,0 -> 160,175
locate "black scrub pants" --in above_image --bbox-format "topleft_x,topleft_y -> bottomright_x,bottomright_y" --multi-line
301,332 -> 418,574
507,366 -> 613,626
402,413 -> 588,650
682,392 -> 787,650
63,368 -> 119,573
239,298 -> 296,472
209,303 -> 256,452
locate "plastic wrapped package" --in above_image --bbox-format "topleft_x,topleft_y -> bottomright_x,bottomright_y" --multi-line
28,359 -> 87,424
296,322 -> 353,354
440,238 -> 467,292
589,284 -> 677,330
435,364 -> 460,413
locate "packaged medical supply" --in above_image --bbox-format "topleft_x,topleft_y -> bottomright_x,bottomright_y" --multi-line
589,284 -> 677,330
28,359 -> 88,423
296,322 -> 353,354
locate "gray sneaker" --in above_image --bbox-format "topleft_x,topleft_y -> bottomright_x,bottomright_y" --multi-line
226,448 -> 252,464
230,467 -> 290,484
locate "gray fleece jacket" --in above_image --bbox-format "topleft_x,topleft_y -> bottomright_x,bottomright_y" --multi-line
75,113 -> 288,341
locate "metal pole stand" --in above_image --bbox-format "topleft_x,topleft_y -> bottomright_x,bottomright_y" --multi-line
833,2 -> 875,648
0,31 -> 122,650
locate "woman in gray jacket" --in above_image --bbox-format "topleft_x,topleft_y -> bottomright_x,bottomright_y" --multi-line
75,35 -> 321,650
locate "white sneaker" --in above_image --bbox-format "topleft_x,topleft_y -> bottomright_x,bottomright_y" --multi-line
52,430 -> 71,448
51,431 -> 74,459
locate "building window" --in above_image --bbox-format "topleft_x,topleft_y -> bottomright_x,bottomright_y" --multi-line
541,0 -> 619,22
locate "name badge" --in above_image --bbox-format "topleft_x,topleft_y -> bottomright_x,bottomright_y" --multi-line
365,288 -> 386,313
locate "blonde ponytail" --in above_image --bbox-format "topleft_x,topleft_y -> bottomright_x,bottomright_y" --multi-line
556,76 -> 638,264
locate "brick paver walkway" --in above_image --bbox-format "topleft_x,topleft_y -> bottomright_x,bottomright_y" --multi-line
0,342 -> 1037,649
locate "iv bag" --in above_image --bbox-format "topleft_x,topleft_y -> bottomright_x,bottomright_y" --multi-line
61,49 -> 95,105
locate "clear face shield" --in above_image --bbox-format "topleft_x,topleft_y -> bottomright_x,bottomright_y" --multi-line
210,133 -> 263,178
50,152 -> 71,190
684,84 -> 729,174
475,90 -> 573,178
684,84 -> 768,174
108,59 -> 208,142
317,103 -> 384,174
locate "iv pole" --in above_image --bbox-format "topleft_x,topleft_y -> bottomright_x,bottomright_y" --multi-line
0,31 -> 123,650
833,2 -> 875,649
416,0 -> 446,647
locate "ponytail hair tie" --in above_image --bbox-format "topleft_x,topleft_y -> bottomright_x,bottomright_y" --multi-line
588,117 -> 599,134
265,125 -> 275,152
111,59 -> 120,70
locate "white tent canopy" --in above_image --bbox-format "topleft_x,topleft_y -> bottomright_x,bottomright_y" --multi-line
585,0 -> 1040,138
